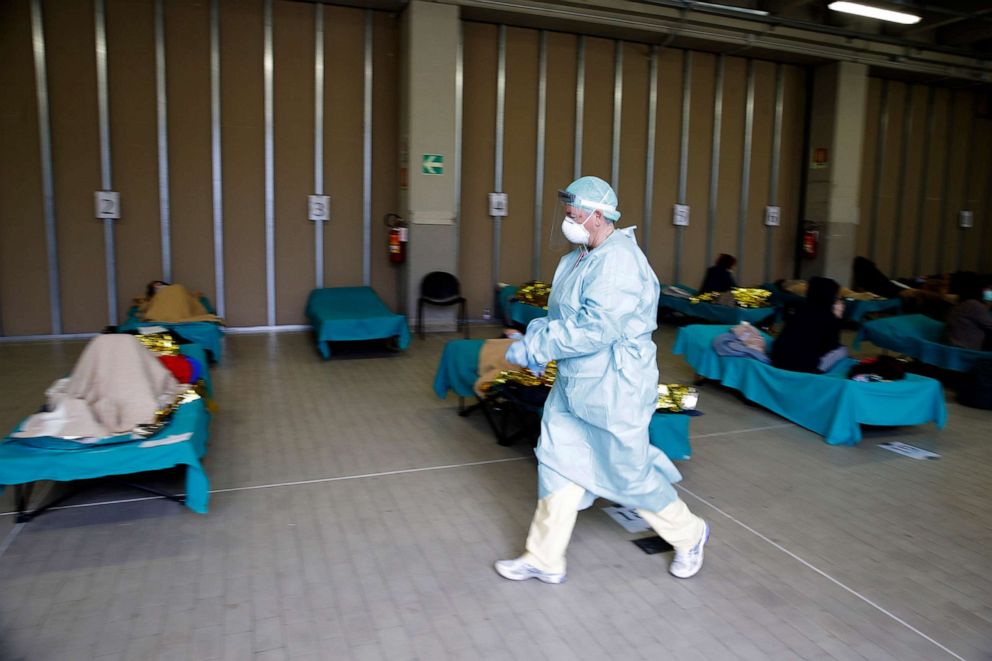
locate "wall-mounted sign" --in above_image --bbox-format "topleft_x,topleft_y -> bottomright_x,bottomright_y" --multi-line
764,206 -> 781,227
811,147 -> 829,169
308,195 -> 330,222
94,191 -> 120,219
489,192 -> 508,217
422,154 -> 444,175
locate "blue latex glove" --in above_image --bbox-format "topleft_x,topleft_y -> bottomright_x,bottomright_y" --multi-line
505,340 -> 529,367
527,361 -> 546,378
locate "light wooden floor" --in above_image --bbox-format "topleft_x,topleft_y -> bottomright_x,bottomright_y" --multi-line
0,326 -> 989,660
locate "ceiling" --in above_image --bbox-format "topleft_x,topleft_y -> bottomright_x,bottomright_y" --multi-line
693,0 -> 992,57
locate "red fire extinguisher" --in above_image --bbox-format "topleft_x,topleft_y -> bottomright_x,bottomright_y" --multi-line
802,222 -> 820,260
385,213 -> 407,265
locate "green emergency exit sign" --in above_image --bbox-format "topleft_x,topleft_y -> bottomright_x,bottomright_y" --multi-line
422,154 -> 444,175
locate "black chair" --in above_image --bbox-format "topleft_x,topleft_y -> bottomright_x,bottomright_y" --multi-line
418,271 -> 468,339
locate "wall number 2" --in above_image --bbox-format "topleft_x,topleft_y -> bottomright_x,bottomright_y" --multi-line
94,191 -> 120,219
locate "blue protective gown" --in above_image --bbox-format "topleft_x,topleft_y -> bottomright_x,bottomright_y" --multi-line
523,227 -> 683,512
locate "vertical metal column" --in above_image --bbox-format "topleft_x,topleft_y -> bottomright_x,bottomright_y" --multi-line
913,86 -> 936,276
764,63 -> 784,283
532,31 -> 547,279
95,0 -> 117,325
313,2 -> 325,289
868,80 -> 889,262
611,40 -> 622,192
573,36 -> 585,180
492,25 -> 506,294
737,59 -> 755,278
263,0 -> 275,325
30,0 -> 62,335
362,10 -> 373,286
891,84 -> 913,274
210,0 -> 225,317
675,51 -> 692,285
705,55 -> 724,268
642,46 -> 659,252
958,97 -> 977,270
155,0 -> 171,281
937,92 -> 955,274
455,24 -> 463,226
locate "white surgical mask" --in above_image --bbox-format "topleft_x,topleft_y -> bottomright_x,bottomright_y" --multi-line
561,216 -> 591,245
983,289 -> 992,303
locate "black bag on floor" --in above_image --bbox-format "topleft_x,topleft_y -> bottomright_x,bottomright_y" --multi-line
958,359 -> 992,410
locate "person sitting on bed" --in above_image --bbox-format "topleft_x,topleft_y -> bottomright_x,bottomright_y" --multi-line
770,276 -> 847,374
944,274 -> 992,351
699,254 -> 737,293
138,282 -> 224,325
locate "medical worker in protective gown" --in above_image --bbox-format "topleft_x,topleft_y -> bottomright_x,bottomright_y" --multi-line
495,176 -> 709,584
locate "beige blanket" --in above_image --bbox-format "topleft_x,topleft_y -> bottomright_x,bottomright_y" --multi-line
139,284 -> 223,324
14,335 -> 182,440
473,338 -> 524,397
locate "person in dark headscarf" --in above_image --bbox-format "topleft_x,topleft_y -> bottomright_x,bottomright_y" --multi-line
771,276 -> 846,373
699,254 -> 737,293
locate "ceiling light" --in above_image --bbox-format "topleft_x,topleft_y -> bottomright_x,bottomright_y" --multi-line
828,1 -> 922,25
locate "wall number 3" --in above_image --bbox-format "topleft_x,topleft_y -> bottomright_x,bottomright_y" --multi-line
308,195 -> 331,222
94,191 -> 120,219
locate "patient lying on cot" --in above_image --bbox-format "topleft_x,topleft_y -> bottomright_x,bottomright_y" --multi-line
12,335 -> 187,441
137,281 -> 224,324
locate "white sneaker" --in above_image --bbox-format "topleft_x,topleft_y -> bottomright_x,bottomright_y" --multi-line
494,558 -> 567,584
669,521 -> 709,579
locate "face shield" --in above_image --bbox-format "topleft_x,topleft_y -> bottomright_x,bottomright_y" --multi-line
548,177 -> 621,252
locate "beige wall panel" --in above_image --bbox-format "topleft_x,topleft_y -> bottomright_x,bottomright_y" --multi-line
580,37 -> 614,182
857,78 -> 881,260
323,6 -> 365,288
500,27 -> 539,288
893,85 -> 928,277
874,82 -> 906,275
917,88 -> 950,276
712,56 -> 745,280
165,0 -> 214,298
774,65 -> 806,280
369,12 -> 400,310
459,22 -> 497,318
649,49 -> 683,280
681,51 -> 716,289
273,0 -> 314,324
942,90 -> 971,271
617,42 -> 649,234
107,0 -> 161,316
965,118 -> 991,271
743,59 -> 775,286
219,0 -> 265,326
47,0 -> 106,333
539,32 -> 577,281
0,0 -> 51,335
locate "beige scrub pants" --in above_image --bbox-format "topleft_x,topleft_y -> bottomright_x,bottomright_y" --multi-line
520,482 -> 705,574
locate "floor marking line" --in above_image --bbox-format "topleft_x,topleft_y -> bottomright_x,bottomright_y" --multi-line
675,484 -> 968,661
0,457 -> 529,517
0,421 -> 795,519
689,423 -> 792,440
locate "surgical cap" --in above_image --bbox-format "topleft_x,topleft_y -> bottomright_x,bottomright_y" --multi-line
561,176 -> 621,222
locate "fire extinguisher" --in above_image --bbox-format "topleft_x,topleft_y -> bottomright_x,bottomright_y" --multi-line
385,213 -> 407,265
802,222 -> 820,260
